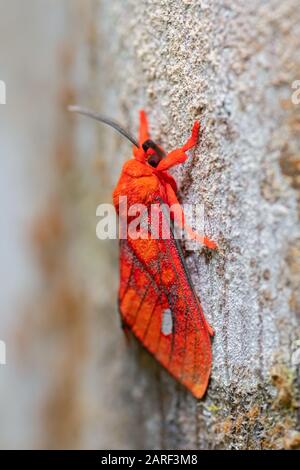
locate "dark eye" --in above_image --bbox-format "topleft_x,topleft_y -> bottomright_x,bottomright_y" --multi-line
142,139 -> 165,168
147,154 -> 161,168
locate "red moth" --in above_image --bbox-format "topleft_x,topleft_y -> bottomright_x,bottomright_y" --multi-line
69,106 -> 217,398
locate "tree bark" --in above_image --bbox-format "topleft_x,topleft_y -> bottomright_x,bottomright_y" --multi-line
87,0 -> 300,449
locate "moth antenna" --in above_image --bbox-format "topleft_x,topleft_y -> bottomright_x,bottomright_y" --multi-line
68,105 -> 139,148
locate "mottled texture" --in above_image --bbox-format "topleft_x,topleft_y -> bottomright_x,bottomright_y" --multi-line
91,0 -> 300,448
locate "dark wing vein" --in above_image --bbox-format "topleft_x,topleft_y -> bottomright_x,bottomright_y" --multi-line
131,281 -> 152,329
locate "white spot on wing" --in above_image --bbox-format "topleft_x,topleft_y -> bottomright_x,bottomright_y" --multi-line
161,308 -> 173,336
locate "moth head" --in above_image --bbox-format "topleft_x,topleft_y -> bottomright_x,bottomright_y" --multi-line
142,139 -> 166,168
68,106 -> 166,168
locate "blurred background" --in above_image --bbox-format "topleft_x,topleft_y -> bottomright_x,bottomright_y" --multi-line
0,0 -> 148,449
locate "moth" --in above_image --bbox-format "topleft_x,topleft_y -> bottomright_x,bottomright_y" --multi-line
69,106 -> 217,398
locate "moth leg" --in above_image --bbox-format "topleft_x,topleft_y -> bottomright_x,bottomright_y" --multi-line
156,148 -> 188,171
166,184 -> 218,250
156,121 -> 200,171
139,109 -> 150,146
181,120 -> 200,152
185,226 -> 218,250
133,110 -> 150,161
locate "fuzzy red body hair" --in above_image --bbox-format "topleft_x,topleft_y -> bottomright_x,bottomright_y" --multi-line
113,111 -> 216,398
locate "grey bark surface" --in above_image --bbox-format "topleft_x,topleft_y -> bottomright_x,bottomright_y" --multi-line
3,0 -> 299,450
88,0 -> 300,449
